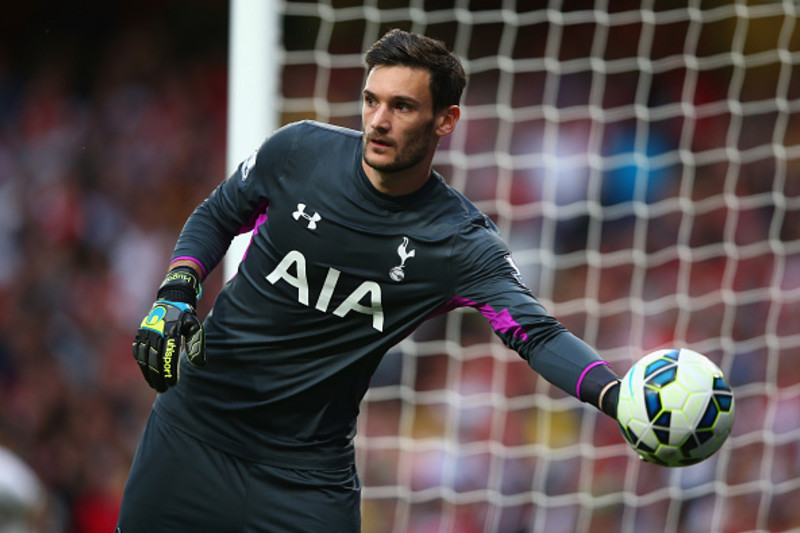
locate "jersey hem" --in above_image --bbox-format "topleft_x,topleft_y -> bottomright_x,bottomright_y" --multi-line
153,401 -> 356,470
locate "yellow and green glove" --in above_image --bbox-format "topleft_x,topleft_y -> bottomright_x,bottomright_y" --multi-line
132,267 -> 206,392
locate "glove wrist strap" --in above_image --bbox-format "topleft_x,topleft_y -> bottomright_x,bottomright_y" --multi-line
598,380 -> 620,419
578,362 -> 620,419
157,266 -> 202,307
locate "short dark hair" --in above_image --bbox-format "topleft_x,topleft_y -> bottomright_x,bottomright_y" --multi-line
364,29 -> 467,112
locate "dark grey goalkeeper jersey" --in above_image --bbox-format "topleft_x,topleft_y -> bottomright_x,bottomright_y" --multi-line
155,121 -> 608,469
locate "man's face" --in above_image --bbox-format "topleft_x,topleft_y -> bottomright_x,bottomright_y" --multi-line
361,65 -> 438,174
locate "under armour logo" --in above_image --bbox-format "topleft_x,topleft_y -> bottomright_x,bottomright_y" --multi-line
389,236 -> 416,282
292,203 -> 321,230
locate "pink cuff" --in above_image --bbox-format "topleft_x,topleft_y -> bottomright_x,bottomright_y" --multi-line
171,256 -> 207,278
576,361 -> 610,401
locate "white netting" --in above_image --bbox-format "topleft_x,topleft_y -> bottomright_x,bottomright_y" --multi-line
276,1 -> 800,532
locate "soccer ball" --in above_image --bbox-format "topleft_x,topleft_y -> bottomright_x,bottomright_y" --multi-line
617,348 -> 735,467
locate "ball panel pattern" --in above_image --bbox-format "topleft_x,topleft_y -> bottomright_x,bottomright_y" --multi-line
617,348 -> 735,467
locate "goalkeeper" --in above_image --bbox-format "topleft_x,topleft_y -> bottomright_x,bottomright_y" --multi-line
116,29 -> 621,532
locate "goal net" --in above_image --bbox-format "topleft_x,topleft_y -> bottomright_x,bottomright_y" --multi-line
273,1 -> 800,531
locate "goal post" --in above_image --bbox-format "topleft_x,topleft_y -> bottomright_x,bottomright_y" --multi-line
235,1 -> 800,531
224,0 -> 281,279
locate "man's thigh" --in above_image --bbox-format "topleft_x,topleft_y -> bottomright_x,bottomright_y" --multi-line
116,412 -> 248,533
243,462 -> 362,533
116,412 -> 362,533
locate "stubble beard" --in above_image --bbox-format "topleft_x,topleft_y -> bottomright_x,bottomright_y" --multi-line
362,120 -> 436,174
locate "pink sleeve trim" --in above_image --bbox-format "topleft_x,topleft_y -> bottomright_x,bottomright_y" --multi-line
171,256 -> 208,278
576,361 -> 609,401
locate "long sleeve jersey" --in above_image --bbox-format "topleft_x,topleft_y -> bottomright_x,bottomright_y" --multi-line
154,120 -> 615,469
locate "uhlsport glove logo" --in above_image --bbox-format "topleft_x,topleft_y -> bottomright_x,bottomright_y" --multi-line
163,337 -> 177,379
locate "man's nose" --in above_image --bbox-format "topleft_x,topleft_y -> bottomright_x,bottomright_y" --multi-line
370,105 -> 391,132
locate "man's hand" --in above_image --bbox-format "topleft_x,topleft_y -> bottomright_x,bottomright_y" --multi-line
132,266 -> 206,392
133,301 -> 206,392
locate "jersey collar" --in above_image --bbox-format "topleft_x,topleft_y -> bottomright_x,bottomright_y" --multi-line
353,146 -> 441,212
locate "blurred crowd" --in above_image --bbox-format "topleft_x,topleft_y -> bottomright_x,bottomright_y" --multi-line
1,2 -> 799,533
0,3 -> 228,531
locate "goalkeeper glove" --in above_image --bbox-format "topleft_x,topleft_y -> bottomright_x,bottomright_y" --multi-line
132,266 -> 206,392
600,379 -> 620,419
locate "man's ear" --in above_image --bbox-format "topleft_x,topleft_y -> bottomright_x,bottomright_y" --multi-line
435,105 -> 460,137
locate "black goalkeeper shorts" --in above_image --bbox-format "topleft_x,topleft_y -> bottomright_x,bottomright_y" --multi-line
115,410 -> 362,533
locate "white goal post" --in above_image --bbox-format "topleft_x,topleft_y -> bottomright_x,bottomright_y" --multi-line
228,1 -> 800,532
224,0 -> 280,280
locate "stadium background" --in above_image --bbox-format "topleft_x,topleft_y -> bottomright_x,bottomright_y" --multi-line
0,1 -> 799,532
